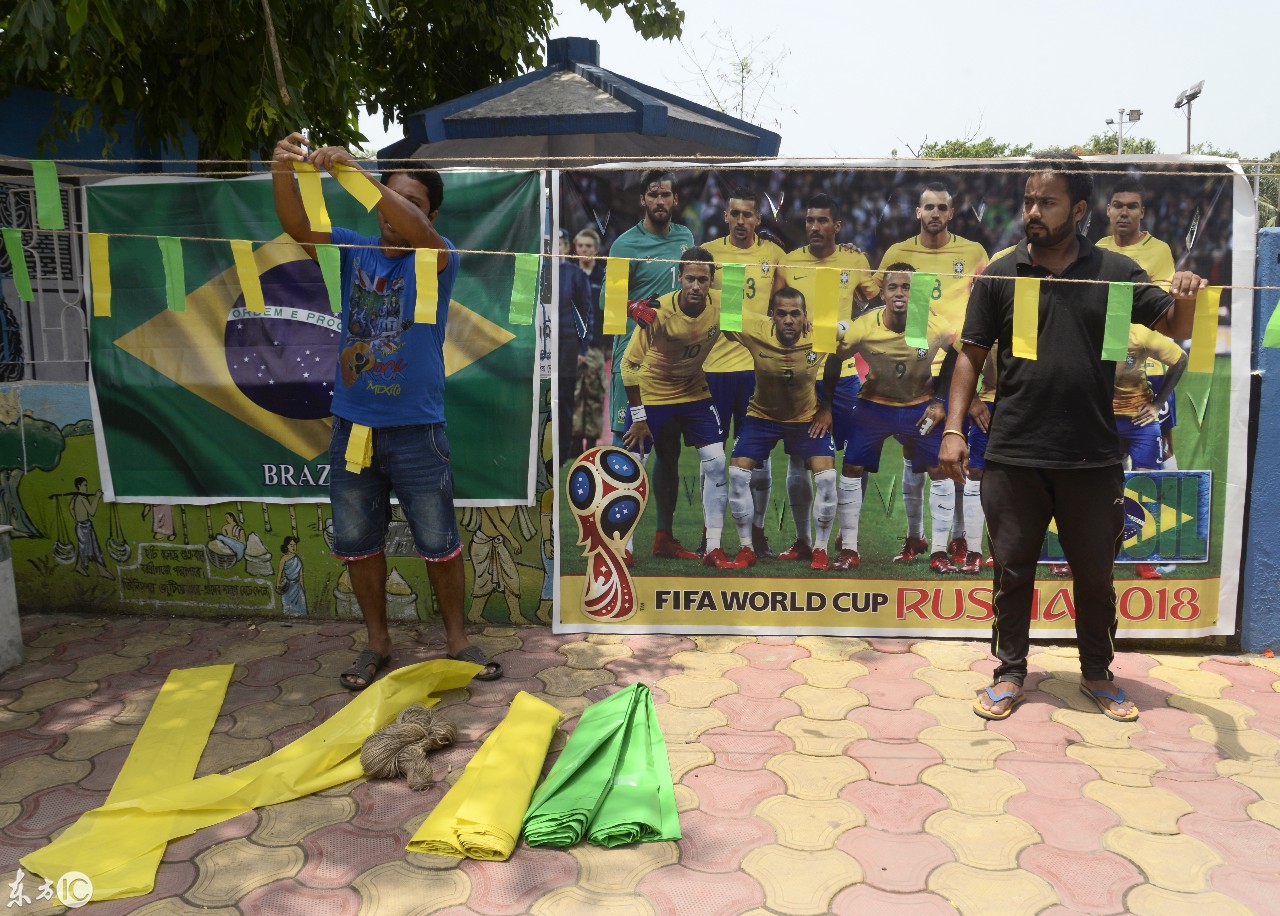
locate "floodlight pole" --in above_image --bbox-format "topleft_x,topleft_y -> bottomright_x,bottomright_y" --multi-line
1183,98 -> 1193,154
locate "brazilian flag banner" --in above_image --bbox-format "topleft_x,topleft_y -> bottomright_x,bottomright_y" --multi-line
86,170 -> 542,504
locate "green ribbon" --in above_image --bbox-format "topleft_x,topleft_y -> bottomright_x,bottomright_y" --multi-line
1102,281 -> 1133,360
31,160 -> 65,230
316,244 -> 341,313
509,252 -> 539,326
905,271 -> 934,348
2,228 -> 33,300
719,262 -> 745,332
157,236 -> 186,312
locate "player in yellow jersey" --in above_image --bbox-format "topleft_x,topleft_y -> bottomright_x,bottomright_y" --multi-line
961,350 -> 998,573
878,182 -> 989,568
1096,177 -> 1181,477
771,193 -> 878,563
621,248 -> 735,567
1114,323 -> 1186,580
720,287 -> 837,570
702,186 -> 788,558
826,265 -> 959,573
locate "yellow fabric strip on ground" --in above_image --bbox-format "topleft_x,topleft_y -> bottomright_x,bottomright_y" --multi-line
22,659 -> 479,901
407,690 -> 561,860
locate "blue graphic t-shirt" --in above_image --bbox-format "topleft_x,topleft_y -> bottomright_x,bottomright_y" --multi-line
330,227 -> 460,426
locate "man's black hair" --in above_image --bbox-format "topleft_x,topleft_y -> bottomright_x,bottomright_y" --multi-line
921,181 -> 952,201
678,246 -> 716,275
768,285 -> 807,315
884,262 -> 917,275
378,159 -> 445,214
806,192 -> 839,214
641,169 -> 677,191
727,185 -> 760,208
1030,152 -> 1094,206
1110,176 -> 1145,200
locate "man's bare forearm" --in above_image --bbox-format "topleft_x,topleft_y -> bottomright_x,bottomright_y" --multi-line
945,344 -> 988,430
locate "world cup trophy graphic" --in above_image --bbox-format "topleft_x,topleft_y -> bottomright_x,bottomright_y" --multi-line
566,446 -> 648,621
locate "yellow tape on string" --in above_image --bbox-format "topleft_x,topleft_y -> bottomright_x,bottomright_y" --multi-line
1012,276 -> 1040,360
292,161 -> 332,233
229,239 -> 266,313
603,257 -> 628,335
335,163 -> 383,212
1187,286 -> 1221,373
88,232 -> 112,317
414,249 -> 439,324
813,266 -> 839,353
345,422 -> 373,473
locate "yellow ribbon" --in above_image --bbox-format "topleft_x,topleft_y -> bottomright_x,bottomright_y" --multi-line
230,239 -> 266,313
407,691 -> 561,860
603,257 -> 628,335
88,232 -> 112,317
813,266 -> 839,353
414,249 -> 439,324
1187,286 -> 1221,373
345,422 -> 373,473
335,163 -> 383,212
21,659 -> 478,901
1012,276 -> 1041,360
292,161 -> 332,233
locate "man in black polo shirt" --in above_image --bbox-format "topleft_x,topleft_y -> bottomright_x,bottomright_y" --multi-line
940,155 -> 1204,723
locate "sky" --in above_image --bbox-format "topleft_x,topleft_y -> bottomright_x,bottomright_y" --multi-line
360,0 -> 1277,161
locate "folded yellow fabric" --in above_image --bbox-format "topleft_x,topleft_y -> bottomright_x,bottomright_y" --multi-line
407,691 -> 561,860
22,658 -> 479,901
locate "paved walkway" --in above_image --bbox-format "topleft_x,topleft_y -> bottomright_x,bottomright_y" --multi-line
2,614 -> 1278,915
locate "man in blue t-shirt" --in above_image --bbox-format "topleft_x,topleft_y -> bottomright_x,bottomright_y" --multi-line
273,131 -> 502,688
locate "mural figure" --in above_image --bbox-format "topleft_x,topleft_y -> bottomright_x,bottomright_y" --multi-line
142,504 -> 176,541
463,505 -> 538,623
214,511 -> 247,561
276,535 -> 307,617
69,476 -> 112,579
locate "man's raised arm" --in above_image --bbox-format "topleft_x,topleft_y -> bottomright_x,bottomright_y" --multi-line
272,131 -> 330,261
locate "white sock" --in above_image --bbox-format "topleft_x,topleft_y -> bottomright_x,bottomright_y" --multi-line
952,482 -> 966,541
698,442 -> 728,537
705,527 -> 722,551
751,458 -> 771,528
837,473 -> 863,552
788,455 -> 813,545
728,465 -> 754,545
813,469 -> 837,551
963,478 -> 985,556
903,459 -> 925,540
929,478 -> 955,555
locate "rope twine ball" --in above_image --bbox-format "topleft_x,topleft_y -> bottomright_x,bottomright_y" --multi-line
360,705 -> 457,791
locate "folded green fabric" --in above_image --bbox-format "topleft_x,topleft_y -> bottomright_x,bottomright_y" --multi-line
522,683 -> 679,847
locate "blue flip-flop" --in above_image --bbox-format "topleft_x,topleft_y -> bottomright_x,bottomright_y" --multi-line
1080,684 -> 1139,722
973,684 -> 1024,720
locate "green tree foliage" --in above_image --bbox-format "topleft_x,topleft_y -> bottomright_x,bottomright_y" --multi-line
1079,132 -> 1159,155
1,0 -> 684,162
913,137 -> 1033,158
0,417 -> 65,537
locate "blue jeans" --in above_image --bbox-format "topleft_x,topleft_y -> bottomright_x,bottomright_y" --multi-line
328,418 -> 461,561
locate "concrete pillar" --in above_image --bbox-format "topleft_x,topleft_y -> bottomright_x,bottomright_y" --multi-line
1243,227 -> 1280,652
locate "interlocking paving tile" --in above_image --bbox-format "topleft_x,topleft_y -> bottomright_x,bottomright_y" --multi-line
776,716 -> 865,756
187,838 -> 304,907
673,808 -> 775,870
829,885 -> 958,915
162,810 -> 260,864
9,677 -> 97,714
636,865 -> 765,916
996,750 -> 1098,799
654,704 -> 727,744
527,887 -> 654,915
701,727 -> 794,770
754,795 -> 862,851
714,693 -> 801,731
1145,652 -> 1208,671
685,764 -> 785,818
1019,843 -> 1142,913
914,695 -> 987,733
690,635 -> 753,653
666,743 -> 716,783
847,706 -> 938,742
195,733 -> 275,778
925,810 -> 1039,870
851,674 -> 932,710
0,731 -> 61,769
301,822 -> 413,889
913,666 -> 989,701
725,665 -> 805,698
1124,885 -> 1253,916
1209,863 -> 1280,914
863,638 -> 913,654
839,781 -> 948,834
1130,730 -> 1227,778
767,751 -> 867,800
671,649 -> 748,677
1079,782 -> 1190,834
794,635 -> 869,660
8,782 -> 104,841
846,739 -> 943,785
788,657 -> 868,689
1190,722 -> 1280,762
911,640 -> 988,672
236,881 -> 360,915
927,862 -> 1057,915
490,649 -> 565,681
1152,772 -> 1261,822
658,674 -> 738,710
64,652 -> 148,683
229,700 -> 318,740
921,765 -> 1026,817
1169,694 -> 1255,730
0,756 -> 90,804
742,845 -> 862,915
1149,664 -> 1231,699
781,684 -> 867,720
535,665 -> 614,697
1004,793 -> 1119,853
0,708 -> 38,735
917,725 -> 1016,770
558,641 -> 630,670
253,795 -> 358,846
835,826 -> 952,893
464,847 -> 580,915
1065,744 -> 1164,787
1049,708 -> 1142,748
1103,827 -> 1223,893
1178,812 -> 1280,874
133,899 -> 238,916
735,642 -> 809,670
1247,799 -> 1280,829
352,861 -> 469,916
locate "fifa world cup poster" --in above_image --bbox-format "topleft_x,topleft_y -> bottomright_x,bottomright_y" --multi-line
553,159 -> 1252,639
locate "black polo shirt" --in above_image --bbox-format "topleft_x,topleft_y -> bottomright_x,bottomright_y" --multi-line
961,234 -> 1173,468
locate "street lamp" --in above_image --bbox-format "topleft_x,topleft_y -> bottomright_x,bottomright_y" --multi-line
1174,80 -> 1204,154
1104,108 -> 1143,155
